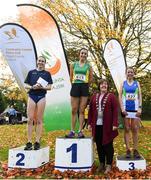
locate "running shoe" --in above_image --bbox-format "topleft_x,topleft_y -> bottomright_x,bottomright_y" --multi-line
77,131 -> 85,138
65,131 -> 75,138
34,142 -> 40,150
24,142 -> 32,150
126,149 -> 131,158
133,149 -> 141,159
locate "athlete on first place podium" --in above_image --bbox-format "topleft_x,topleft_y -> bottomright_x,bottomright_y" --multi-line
65,48 -> 93,138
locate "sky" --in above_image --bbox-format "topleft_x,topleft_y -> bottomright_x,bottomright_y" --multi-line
0,0 -> 39,80
0,0 -> 150,73
0,0 -> 40,24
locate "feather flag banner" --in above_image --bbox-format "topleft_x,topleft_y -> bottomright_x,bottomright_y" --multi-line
17,4 -> 71,131
0,23 -> 37,99
104,39 -> 126,93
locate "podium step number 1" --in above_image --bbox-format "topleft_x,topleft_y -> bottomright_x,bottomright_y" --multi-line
8,146 -> 49,169
55,138 -> 94,172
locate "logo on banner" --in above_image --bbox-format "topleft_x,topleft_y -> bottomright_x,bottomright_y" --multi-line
4,28 -> 18,40
42,50 -> 61,75
107,41 -> 113,54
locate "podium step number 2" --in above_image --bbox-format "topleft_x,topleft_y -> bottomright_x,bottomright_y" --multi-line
55,138 -> 94,172
8,146 -> 49,169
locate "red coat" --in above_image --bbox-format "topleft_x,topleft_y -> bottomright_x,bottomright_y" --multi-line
88,92 -> 118,145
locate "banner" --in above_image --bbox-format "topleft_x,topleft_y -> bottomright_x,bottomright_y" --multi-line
103,38 -> 126,93
17,4 -> 71,131
0,23 -> 37,99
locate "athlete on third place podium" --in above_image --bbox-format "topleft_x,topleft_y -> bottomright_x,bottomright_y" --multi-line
119,67 -> 142,159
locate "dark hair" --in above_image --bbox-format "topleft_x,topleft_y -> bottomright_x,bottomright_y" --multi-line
79,47 -> 88,52
79,48 -> 88,56
126,66 -> 135,73
98,79 -> 109,90
37,56 -> 46,63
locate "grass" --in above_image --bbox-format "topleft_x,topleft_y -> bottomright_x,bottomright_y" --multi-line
0,121 -> 151,161
0,120 -> 151,179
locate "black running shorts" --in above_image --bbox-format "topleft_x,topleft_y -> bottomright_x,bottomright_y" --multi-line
70,83 -> 89,97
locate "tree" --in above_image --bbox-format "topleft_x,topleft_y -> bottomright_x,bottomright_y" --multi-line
138,72 -> 151,119
0,91 -> 6,113
0,73 -> 26,114
41,0 -> 151,120
42,0 -> 151,80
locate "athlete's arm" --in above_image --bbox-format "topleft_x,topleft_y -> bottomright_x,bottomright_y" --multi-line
25,83 -> 42,90
137,82 -> 142,114
89,66 -> 93,84
70,64 -> 73,83
118,83 -> 124,112
118,83 -> 128,116
24,83 -> 33,90
43,84 -> 52,91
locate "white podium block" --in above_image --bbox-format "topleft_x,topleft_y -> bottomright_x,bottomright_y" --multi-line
8,146 -> 49,169
116,155 -> 146,171
55,137 -> 94,172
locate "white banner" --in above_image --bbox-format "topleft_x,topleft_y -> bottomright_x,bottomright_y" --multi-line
0,23 -> 37,98
104,39 -> 126,93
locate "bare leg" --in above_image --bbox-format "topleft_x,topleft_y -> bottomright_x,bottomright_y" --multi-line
27,97 -> 37,142
124,118 -> 131,150
71,97 -> 79,131
131,118 -> 140,150
35,97 -> 46,143
79,96 -> 88,131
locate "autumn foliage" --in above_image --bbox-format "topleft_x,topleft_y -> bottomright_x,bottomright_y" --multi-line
0,123 -> 151,179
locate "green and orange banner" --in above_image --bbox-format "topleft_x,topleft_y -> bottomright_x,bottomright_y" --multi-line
17,4 -> 71,131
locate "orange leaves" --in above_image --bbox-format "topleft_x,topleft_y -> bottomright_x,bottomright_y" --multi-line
0,124 -> 151,178
52,169 -> 60,175
0,160 -> 151,179
1,162 -> 8,171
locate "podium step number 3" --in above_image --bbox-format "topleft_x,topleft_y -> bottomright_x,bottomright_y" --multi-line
55,138 -> 94,172
8,146 -> 49,169
116,155 -> 146,171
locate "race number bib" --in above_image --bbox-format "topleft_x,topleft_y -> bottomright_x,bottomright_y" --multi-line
75,74 -> 86,81
126,93 -> 136,101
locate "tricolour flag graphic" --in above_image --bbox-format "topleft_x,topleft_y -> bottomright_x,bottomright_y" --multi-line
17,4 -> 71,131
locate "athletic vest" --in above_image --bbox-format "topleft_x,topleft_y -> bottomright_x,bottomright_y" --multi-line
122,80 -> 139,111
72,62 -> 90,83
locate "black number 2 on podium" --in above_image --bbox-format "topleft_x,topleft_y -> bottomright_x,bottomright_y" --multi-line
16,153 -> 25,166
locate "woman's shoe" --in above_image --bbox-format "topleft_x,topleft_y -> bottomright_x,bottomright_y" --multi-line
96,163 -> 105,173
104,165 -> 112,174
133,149 -> 141,159
126,149 -> 131,158
77,131 -> 85,138
24,142 -> 32,150
34,142 -> 40,150
65,131 -> 75,138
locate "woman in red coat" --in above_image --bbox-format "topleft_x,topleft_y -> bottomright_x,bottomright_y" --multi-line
88,79 -> 118,174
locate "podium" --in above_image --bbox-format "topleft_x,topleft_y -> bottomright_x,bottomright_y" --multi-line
116,155 -> 146,170
55,137 -> 94,172
8,146 -> 49,169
